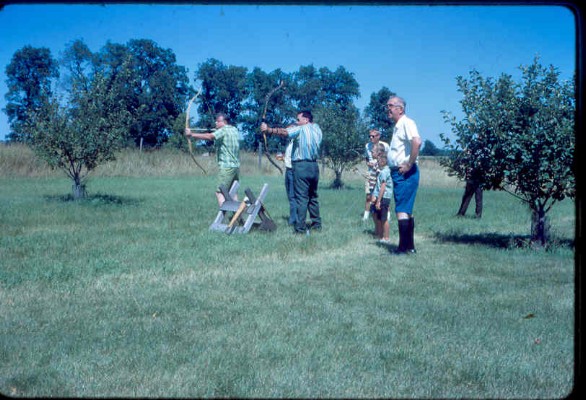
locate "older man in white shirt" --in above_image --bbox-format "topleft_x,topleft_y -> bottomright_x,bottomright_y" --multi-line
386,96 -> 422,254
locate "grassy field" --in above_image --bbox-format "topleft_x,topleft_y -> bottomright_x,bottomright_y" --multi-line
0,146 -> 576,398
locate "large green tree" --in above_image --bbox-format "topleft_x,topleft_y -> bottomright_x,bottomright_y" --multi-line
290,64 -> 360,110
440,58 -> 575,247
61,39 -> 95,95
4,45 -> 59,143
242,68 -> 295,152
196,58 -> 248,127
91,39 -> 190,147
124,39 -> 190,147
363,86 -> 396,142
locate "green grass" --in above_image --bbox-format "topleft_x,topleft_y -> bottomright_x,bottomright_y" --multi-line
0,154 -> 576,398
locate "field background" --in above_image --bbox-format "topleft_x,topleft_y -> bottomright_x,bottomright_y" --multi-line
0,145 -> 575,398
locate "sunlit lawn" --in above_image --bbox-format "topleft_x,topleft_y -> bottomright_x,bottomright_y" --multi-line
0,156 -> 576,398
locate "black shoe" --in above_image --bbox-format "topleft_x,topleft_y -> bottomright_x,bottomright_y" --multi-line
394,248 -> 416,255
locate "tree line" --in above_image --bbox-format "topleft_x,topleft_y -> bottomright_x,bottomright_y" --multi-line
2,38 -> 575,246
3,39 -> 399,149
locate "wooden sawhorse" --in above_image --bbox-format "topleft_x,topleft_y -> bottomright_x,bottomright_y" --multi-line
209,181 -> 277,234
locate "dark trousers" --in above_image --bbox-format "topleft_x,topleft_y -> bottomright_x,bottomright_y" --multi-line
293,160 -> 321,233
457,180 -> 483,217
285,168 -> 298,225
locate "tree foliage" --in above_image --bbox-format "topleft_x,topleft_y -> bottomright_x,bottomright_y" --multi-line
3,40 -> 394,191
316,103 -> 366,189
440,57 -> 575,246
363,86 -> 396,142
420,140 -> 445,156
28,71 -> 132,199
124,39 -> 190,147
241,67 -> 295,152
4,45 -> 59,142
13,41 -> 134,199
196,58 -> 248,127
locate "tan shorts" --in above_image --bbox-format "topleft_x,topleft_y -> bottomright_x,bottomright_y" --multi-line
216,167 -> 240,192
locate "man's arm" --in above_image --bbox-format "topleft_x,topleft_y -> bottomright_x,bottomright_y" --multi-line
400,136 -> 422,173
375,182 -> 387,210
260,122 -> 289,138
407,136 -> 422,167
185,129 -> 215,141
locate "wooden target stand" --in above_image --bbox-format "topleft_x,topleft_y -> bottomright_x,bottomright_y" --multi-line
209,181 -> 277,234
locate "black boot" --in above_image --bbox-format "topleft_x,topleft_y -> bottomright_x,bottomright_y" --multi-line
395,219 -> 409,254
407,216 -> 416,254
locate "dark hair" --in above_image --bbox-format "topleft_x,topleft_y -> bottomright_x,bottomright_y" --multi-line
298,110 -> 313,123
216,112 -> 230,124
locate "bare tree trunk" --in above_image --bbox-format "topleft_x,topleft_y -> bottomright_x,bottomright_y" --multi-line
72,174 -> 86,200
331,170 -> 344,189
530,206 -> 550,247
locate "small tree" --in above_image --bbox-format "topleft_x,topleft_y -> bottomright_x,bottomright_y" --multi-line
441,57 -> 575,247
28,72 -> 131,199
316,103 -> 366,189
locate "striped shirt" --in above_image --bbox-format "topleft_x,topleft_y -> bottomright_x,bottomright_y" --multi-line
213,125 -> 240,168
286,123 -> 322,161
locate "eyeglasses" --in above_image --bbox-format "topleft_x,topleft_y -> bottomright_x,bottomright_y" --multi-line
386,104 -> 401,109
369,135 -> 379,138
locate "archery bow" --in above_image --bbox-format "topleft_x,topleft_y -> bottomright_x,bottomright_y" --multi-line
261,80 -> 284,174
185,87 -> 208,174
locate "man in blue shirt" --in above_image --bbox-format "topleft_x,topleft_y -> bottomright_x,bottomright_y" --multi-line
261,110 -> 323,234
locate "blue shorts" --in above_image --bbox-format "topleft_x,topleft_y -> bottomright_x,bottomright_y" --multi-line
392,164 -> 419,215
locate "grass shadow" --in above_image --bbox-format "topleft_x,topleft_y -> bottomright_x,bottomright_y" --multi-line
433,231 -> 574,250
43,193 -> 143,207
321,183 -> 359,191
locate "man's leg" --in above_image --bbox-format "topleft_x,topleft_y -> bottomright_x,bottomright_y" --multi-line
285,168 -> 298,225
306,161 -> 321,230
293,163 -> 310,233
474,185 -> 483,218
457,181 -> 475,216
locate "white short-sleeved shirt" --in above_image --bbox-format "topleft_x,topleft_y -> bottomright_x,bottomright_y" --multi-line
284,140 -> 294,169
387,115 -> 420,168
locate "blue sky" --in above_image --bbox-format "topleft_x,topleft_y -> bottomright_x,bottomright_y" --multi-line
0,3 -> 577,145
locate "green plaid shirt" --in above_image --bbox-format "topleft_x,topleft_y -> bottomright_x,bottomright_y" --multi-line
213,125 -> 240,168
